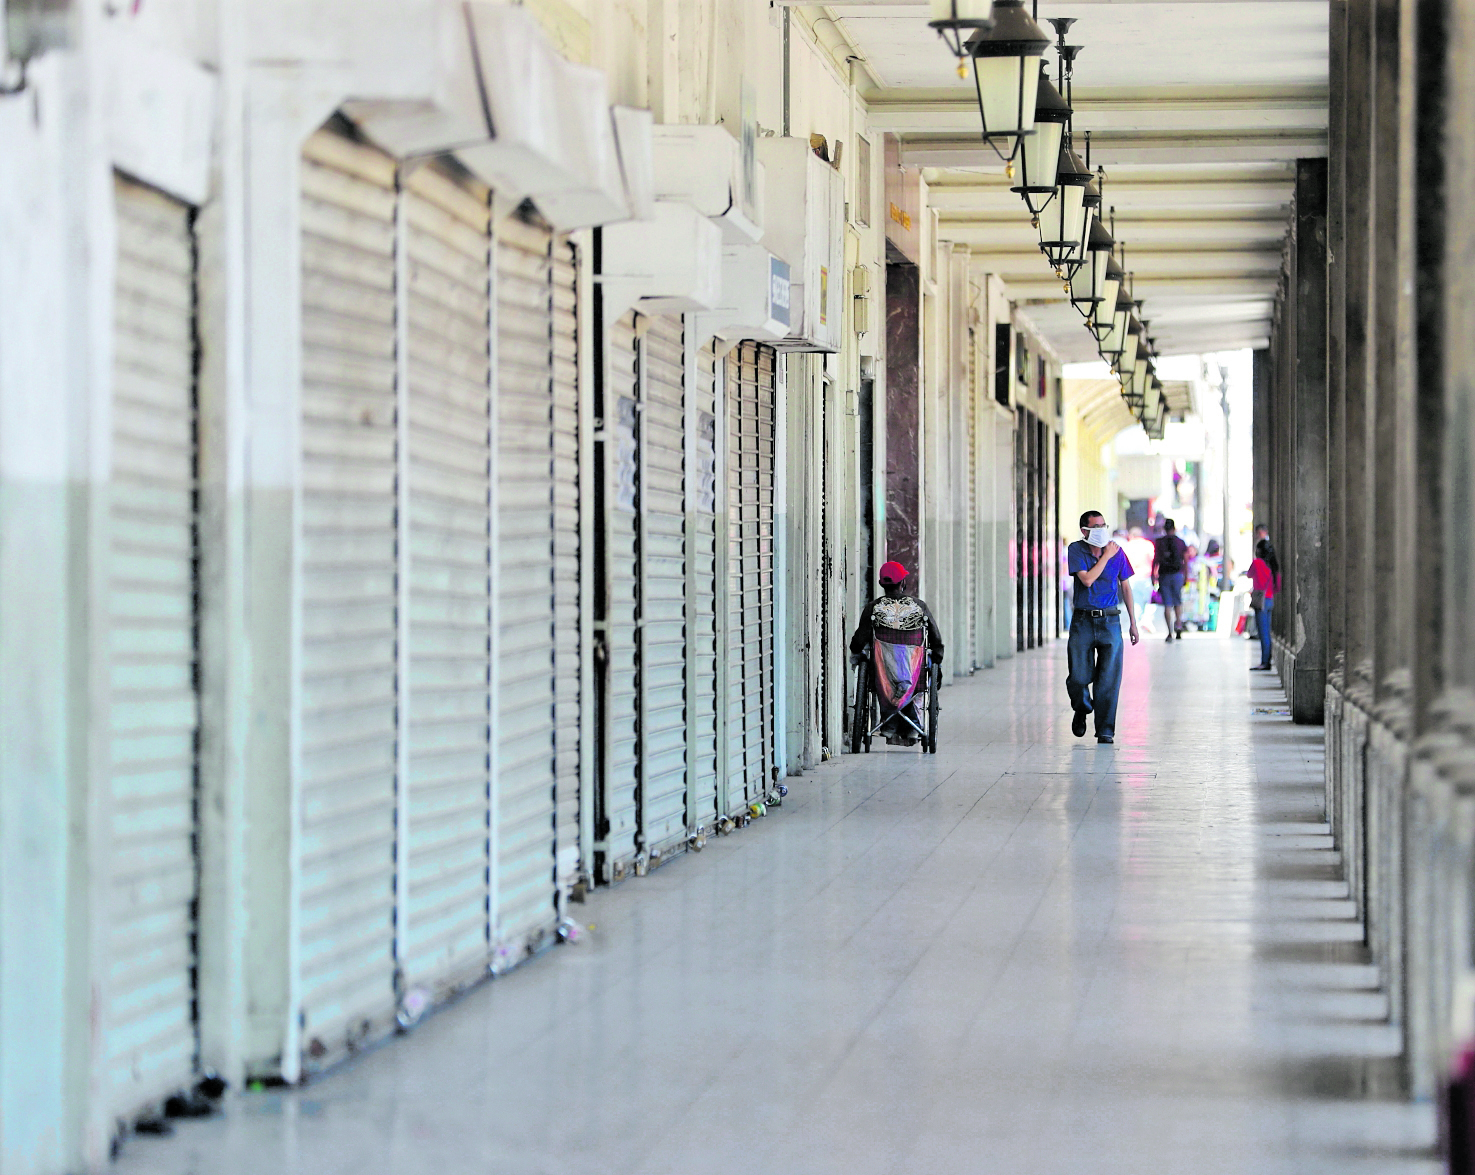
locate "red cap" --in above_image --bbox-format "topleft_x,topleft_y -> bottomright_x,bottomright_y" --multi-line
878,561 -> 908,585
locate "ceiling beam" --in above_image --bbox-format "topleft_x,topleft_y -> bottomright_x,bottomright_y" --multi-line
938,216 -> 1288,248
900,131 -> 1326,168
949,245 -> 1282,273
992,275 -> 1279,300
868,94 -> 1328,136
926,179 -> 1295,212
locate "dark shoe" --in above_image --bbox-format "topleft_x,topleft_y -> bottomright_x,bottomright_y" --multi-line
1096,736 -> 1114,745
1072,710 -> 1087,738
1165,632 -> 1174,642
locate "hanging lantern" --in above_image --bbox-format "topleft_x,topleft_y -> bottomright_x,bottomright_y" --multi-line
964,0 -> 1051,165
1012,62 -> 1070,218
1097,289 -> 1130,362
1092,262 -> 1125,344
1038,143 -> 1090,272
1069,216 -> 1113,317
1130,354 -> 1150,402
929,0 -> 996,65
1116,315 -> 1143,376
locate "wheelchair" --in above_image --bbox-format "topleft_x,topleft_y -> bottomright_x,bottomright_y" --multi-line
848,648 -> 940,755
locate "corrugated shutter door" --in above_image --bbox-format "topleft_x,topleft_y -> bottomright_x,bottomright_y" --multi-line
551,239 -> 581,894
298,129 -> 400,1052
966,336 -> 978,666
640,316 -> 687,855
727,343 -> 776,809
494,214 -> 558,956
723,351 -> 746,812
602,313 -> 641,875
402,165 -> 493,991
752,346 -> 777,799
688,342 -> 720,833
106,175 -> 199,1116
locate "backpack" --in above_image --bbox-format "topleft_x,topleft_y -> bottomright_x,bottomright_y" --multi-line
1155,535 -> 1184,574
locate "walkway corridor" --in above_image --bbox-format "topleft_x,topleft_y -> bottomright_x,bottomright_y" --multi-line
115,639 -> 1438,1175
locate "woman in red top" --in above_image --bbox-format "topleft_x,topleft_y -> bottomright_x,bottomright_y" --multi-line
1248,539 -> 1280,670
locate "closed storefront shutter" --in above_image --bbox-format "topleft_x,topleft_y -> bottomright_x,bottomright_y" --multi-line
966,336 -> 978,668
723,344 -> 745,809
601,313 -> 641,878
106,174 -> 199,1117
551,239 -> 582,895
751,346 -> 777,801
725,342 -> 777,813
494,213 -> 559,957
687,342 -> 720,834
402,165 -> 493,991
298,129 -> 400,1056
639,316 -> 687,856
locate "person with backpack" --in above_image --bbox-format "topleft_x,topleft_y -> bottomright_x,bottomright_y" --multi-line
1152,517 -> 1189,642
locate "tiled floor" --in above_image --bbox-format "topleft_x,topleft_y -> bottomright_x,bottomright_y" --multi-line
115,634 -> 1440,1174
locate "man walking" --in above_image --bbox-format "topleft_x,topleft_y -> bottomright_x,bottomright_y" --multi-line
1067,511 -> 1139,744
1152,517 -> 1189,641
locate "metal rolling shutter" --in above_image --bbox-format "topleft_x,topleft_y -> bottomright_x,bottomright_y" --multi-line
551,239 -> 582,895
639,316 -> 688,856
106,175 -> 199,1116
752,346 -> 777,799
723,351 -> 746,811
726,342 -> 777,811
602,313 -> 641,875
687,342 -> 720,834
494,213 -> 558,956
298,130 -> 401,1055
966,336 -> 978,667
402,165 -> 493,991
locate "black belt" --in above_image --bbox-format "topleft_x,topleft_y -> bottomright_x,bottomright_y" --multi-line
1077,608 -> 1119,618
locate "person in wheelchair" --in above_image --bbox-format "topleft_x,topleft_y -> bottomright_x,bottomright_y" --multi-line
848,561 -> 945,746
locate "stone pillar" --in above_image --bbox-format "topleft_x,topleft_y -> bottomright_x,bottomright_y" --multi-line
1411,0 -> 1450,724
1290,158 -> 1328,723
1252,348 -> 1272,546
884,261 -> 921,577
1341,0 -> 1375,698
1326,0 -> 1348,693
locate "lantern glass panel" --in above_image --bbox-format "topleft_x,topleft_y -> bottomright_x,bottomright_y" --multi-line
972,54 -> 1041,142
1117,331 -> 1140,374
1018,118 -> 1063,193
1092,281 -> 1121,338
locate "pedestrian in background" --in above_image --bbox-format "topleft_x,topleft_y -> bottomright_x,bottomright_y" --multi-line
1124,526 -> 1157,635
1152,518 -> 1189,642
1254,523 -> 1281,587
1248,538 -> 1280,670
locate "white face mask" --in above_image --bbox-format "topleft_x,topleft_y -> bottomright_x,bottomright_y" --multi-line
1086,526 -> 1111,547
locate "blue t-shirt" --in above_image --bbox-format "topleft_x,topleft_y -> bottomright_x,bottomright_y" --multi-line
1068,540 -> 1133,610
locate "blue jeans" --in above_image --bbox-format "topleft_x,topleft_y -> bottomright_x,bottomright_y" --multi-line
1067,613 -> 1124,739
1257,597 -> 1274,667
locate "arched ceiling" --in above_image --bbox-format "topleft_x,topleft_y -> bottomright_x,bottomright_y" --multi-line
788,1 -> 1328,362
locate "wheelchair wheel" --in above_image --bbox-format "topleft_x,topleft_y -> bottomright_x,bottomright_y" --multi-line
926,664 -> 941,754
849,662 -> 872,754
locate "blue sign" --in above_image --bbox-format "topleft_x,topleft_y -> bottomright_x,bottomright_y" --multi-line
769,256 -> 791,329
